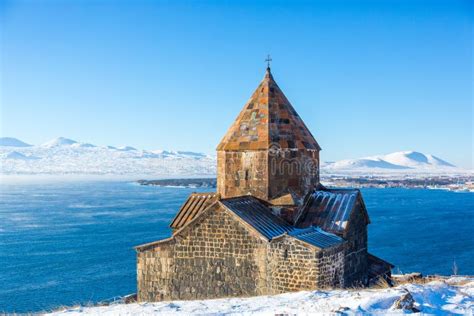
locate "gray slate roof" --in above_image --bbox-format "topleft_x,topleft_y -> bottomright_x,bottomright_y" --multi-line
166,189 -> 364,250
220,196 -> 294,240
221,196 -> 343,249
289,227 -> 344,248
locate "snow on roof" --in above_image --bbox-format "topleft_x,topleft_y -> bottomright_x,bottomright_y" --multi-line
295,188 -> 368,233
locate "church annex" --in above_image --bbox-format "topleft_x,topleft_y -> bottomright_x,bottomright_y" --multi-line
135,66 -> 393,302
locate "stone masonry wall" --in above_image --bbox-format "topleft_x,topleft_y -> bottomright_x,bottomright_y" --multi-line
267,236 -> 346,293
268,149 -> 319,200
217,150 -> 269,200
217,149 -> 320,202
343,201 -> 368,287
267,236 -> 319,293
315,243 -> 346,288
137,205 -> 267,302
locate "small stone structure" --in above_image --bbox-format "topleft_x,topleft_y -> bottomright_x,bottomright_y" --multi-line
135,67 -> 393,302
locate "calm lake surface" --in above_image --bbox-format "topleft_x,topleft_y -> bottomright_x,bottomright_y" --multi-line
0,182 -> 473,313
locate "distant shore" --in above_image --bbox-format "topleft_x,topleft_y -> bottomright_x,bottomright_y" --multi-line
137,178 -> 216,188
137,175 -> 473,192
1,173 -> 472,192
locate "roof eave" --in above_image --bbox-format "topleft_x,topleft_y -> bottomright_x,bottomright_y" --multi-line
135,236 -> 174,252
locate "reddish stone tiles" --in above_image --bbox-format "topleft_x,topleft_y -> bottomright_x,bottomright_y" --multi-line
217,68 -> 321,151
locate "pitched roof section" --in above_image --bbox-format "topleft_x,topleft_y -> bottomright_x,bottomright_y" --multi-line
220,196 -> 343,249
170,193 -> 219,230
217,68 -> 321,151
288,227 -> 344,249
220,196 -> 294,240
295,188 -> 369,233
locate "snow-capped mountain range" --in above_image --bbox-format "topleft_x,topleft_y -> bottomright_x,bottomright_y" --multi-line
0,137 -> 468,179
0,137 -> 215,179
322,151 -> 457,172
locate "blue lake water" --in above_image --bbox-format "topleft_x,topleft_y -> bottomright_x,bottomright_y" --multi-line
0,182 -> 473,313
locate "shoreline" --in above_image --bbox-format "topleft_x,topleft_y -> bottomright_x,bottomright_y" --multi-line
1,174 -> 472,192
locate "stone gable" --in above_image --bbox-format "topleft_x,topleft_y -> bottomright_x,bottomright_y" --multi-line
137,203 -> 268,301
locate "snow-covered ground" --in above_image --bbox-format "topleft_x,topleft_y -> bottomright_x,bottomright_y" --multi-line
1,137 -> 471,182
49,277 -> 474,315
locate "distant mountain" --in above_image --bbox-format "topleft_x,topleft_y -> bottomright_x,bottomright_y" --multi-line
41,137 -> 78,148
71,143 -> 96,148
0,137 -> 216,178
1,151 -> 39,160
0,137 -> 32,147
327,158 -> 410,170
382,151 -> 454,168
152,150 -> 208,159
0,138 -> 465,179
324,151 -> 457,172
116,146 -> 137,151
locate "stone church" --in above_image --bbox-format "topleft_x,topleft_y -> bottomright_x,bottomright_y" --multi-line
135,66 -> 393,302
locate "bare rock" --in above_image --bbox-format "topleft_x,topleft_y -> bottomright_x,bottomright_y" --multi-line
392,291 -> 420,313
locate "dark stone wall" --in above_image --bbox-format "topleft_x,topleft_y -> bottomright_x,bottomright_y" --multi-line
137,205 -> 267,302
217,150 -> 269,200
268,149 -> 319,200
266,236 -> 346,293
267,236 -> 319,293
316,243 -> 346,288
217,149 -> 319,202
342,200 -> 369,286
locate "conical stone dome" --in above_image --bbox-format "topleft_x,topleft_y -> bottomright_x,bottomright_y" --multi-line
217,68 -> 320,152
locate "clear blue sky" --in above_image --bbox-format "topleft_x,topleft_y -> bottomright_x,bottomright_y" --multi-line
1,0 -> 472,168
